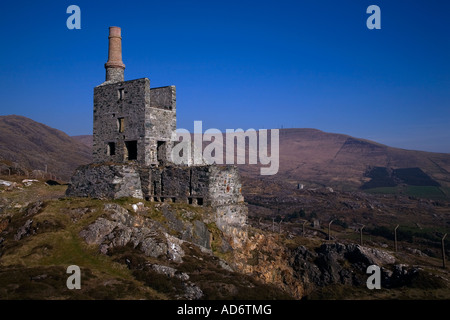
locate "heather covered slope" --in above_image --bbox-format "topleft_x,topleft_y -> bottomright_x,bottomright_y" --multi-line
0,115 -> 91,180
239,128 -> 450,191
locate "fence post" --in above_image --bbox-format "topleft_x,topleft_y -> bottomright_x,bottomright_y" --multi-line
360,225 -> 365,246
394,225 -> 399,252
328,219 -> 335,241
442,233 -> 447,269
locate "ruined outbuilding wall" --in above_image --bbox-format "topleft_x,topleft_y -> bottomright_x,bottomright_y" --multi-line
148,86 -> 177,165
66,164 -> 245,210
66,164 -> 144,199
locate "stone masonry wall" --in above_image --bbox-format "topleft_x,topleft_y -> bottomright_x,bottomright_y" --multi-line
93,80 -> 176,166
67,164 -> 245,209
93,78 -> 150,165
147,86 -> 177,165
66,164 -> 143,199
208,166 -> 244,206
208,165 -> 248,247
104,67 -> 124,84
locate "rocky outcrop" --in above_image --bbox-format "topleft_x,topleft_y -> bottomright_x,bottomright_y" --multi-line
288,242 -> 428,295
78,202 -> 245,299
344,243 -> 396,267
80,203 -> 186,262
14,219 -> 34,240
215,204 -> 248,249
290,243 -> 393,289
234,232 -> 305,299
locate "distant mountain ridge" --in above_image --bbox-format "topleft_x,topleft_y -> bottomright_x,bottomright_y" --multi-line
258,128 -> 450,190
2,116 -> 450,191
0,115 -> 91,180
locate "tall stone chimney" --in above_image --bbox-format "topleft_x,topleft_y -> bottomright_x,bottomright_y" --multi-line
104,26 -> 125,82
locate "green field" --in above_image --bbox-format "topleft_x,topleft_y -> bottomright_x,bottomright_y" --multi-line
364,186 -> 399,194
406,186 -> 447,199
364,186 -> 447,200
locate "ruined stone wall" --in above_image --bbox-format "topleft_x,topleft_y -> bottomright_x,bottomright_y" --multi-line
207,165 -> 248,247
150,86 -> 176,111
147,86 -> 177,165
208,166 -> 244,206
146,166 -> 211,205
93,78 -> 151,165
67,164 -> 245,209
66,164 -> 143,199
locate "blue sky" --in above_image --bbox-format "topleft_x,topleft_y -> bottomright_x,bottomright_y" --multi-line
0,0 -> 449,152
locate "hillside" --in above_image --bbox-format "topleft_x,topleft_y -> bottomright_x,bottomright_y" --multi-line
72,135 -> 93,149
242,128 -> 450,190
0,115 -> 91,181
0,178 -> 448,300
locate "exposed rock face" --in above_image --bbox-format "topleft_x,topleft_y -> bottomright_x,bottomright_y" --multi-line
234,233 -> 305,299
80,203 -> 193,262
288,242 -> 423,295
344,243 -> 396,266
14,219 -> 34,240
215,204 -> 248,249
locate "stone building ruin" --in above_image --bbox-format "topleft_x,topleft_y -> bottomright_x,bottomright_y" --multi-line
66,27 -> 248,238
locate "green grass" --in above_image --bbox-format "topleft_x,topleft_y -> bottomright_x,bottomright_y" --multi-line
1,198 -> 132,279
0,196 -> 170,299
405,186 -> 446,199
364,185 -> 448,200
440,187 -> 450,197
364,186 -> 399,195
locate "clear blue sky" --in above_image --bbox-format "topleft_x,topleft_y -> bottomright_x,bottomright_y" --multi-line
0,0 -> 449,152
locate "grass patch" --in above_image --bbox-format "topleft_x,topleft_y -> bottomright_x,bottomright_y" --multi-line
405,186 -> 447,199
133,268 -> 184,298
171,203 -> 205,223
364,187 -> 399,195
0,182 -> 67,205
283,235 -> 322,251
364,186 -> 448,200
440,187 -> 450,197
205,222 -> 232,261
